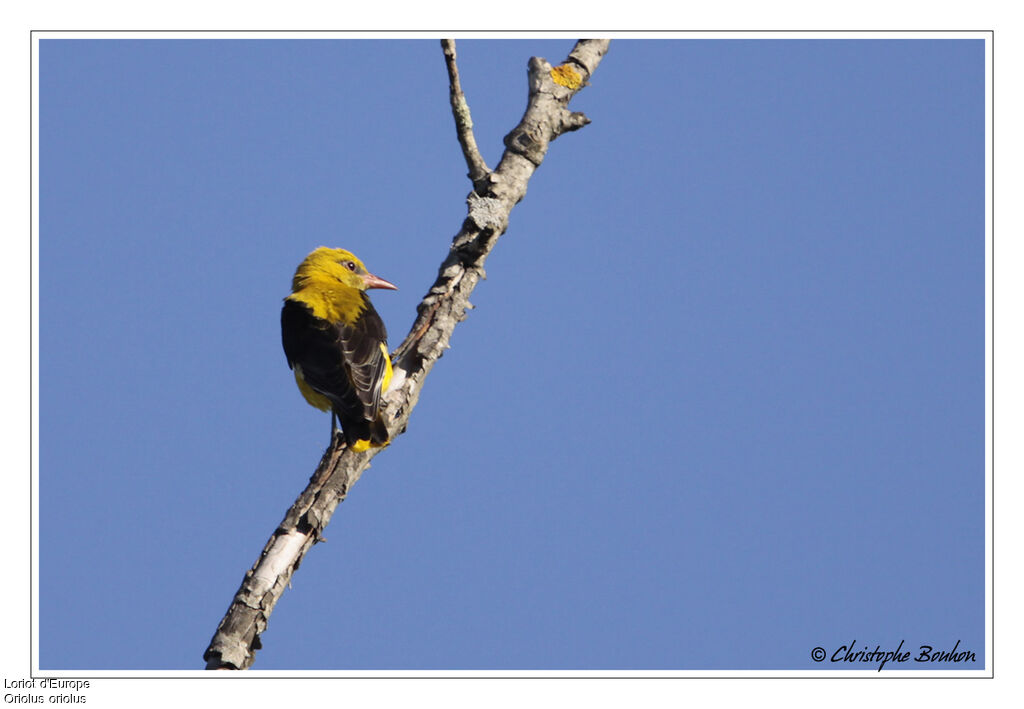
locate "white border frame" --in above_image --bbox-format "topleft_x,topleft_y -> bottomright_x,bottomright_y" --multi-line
29,30 -> 994,679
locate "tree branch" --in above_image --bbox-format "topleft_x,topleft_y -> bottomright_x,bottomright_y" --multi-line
441,39 -> 490,185
203,38 -> 610,671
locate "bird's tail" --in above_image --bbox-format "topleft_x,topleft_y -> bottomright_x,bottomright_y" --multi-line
344,416 -> 390,452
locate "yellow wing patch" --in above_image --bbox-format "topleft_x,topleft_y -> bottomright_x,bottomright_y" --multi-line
380,342 -> 393,394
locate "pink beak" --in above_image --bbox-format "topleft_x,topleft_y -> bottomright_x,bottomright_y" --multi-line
363,272 -> 398,291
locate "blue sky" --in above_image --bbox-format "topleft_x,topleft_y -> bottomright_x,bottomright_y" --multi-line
37,37 -> 986,672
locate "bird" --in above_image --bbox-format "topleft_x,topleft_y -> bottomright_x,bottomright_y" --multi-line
281,247 -> 398,452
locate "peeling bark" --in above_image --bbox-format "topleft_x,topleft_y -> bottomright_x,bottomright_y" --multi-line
203,38 -> 610,670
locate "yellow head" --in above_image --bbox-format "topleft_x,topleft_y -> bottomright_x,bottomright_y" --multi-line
291,247 -> 398,294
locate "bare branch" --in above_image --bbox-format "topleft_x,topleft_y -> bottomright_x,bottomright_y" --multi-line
441,39 -> 490,185
203,38 -> 610,671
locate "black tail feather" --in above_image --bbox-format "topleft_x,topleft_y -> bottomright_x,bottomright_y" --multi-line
339,414 -> 390,449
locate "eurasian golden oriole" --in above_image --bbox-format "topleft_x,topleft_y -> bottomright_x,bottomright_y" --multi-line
281,247 -> 397,451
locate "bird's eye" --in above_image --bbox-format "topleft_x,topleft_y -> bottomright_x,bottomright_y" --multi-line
345,261 -> 356,271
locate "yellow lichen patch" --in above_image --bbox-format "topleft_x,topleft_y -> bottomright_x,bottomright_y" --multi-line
550,64 -> 583,89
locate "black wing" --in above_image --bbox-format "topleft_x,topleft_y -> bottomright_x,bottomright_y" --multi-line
281,297 -> 390,426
